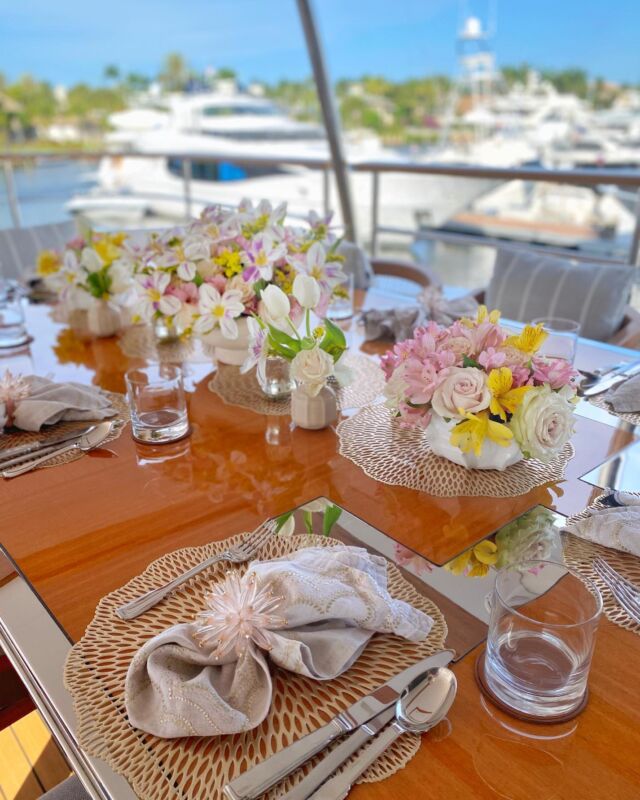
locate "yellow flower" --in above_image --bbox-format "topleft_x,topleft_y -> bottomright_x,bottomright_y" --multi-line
504,323 -> 548,355
93,238 -> 121,265
450,410 -> 514,456
461,304 -> 501,328
487,367 -> 533,421
214,249 -> 243,278
36,249 -> 61,276
445,539 -> 498,577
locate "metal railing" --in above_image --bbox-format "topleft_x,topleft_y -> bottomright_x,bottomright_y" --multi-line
2,149 -> 640,266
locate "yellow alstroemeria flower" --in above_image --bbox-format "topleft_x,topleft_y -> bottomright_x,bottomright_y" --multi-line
445,539 -> 498,578
36,249 -> 62,276
461,304 -> 501,328
93,238 -> 121,266
487,367 -> 533,421
450,410 -> 514,456
504,323 -> 548,355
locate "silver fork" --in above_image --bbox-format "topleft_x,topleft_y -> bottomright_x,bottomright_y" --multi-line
115,519 -> 277,620
593,557 -> 640,626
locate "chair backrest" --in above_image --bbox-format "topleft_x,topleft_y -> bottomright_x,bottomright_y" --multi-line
0,221 -> 76,280
371,258 -> 439,288
486,247 -> 635,342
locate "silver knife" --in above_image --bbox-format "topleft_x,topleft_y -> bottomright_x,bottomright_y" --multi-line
281,658 -> 454,800
583,362 -> 640,397
0,424 -> 95,464
223,649 -> 454,800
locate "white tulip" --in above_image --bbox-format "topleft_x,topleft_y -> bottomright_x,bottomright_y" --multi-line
293,274 -> 321,309
80,247 -> 102,272
261,284 -> 290,320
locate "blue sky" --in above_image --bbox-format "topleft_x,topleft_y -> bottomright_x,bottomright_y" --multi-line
0,0 -> 638,86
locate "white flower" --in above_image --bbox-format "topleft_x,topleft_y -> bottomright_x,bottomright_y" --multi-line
194,284 -> 245,339
291,241 -> 346,293
241,317 -> 268,375
109,260 -> 134,295
177,261 -> 196,281
134,272 -> 182,321
293,274 -> 321,309
260,284 -> 290,321
290,345 -> 334,396
80,247 -> 102,272
431,367 -> 490,420
509,384 -> 575,462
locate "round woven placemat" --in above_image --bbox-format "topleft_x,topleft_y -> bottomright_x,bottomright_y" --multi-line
563,492 -> 640,635
337,405 -> 574,498
0,392 -> 129,471
64,533 -> 447,800
208,353 -> 385,416
118,325 -> 215,364
587,391 -> 640,427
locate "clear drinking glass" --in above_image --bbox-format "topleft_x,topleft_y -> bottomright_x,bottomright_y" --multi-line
125,364 -> 190,443
0,280 -> 29,349
484,559 -> 602,719
532,317 -> 580,364
258,356 -> 294,400
327,272 -> 354,320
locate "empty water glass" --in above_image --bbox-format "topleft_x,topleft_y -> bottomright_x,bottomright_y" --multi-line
327,273 -> 354,320
125,365 -> 190,444
0,280 -> 29,349
484,559 -> 601,719
532,317 -> 580,364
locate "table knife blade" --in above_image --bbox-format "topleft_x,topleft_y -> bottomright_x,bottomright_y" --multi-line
583,362 -> 640,397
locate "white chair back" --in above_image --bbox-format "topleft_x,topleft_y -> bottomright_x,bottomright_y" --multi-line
0,221 -> 76,280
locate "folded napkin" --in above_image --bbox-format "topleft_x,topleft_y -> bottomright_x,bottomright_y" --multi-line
125,546 -> 433,738
362,287 -> 478,342
0,374 -> 115,432
563,490 -> 640,556
608,374 -> 640,413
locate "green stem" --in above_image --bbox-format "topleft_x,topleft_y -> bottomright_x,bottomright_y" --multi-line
286,316 -> 301,340
305,309 -> 311,338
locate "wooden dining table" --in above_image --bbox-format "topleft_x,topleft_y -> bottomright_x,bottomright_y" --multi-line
1,284 -> 639,800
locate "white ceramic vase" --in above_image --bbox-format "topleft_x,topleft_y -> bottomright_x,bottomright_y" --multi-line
291,383 -> 338,430
425,413 -> 523,471
205,316 -> 251,366
87,300 -> 122,338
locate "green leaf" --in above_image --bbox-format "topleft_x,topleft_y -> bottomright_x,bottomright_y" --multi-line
319,318 -> 347,362
253,278 -> 268,297
303,510 -> 314,535
193,273 -> 203,287
275,511 -> 294,533
463,355 -> 483,369
266,324 -> 301,359
322,505 -> 342,536
86,268 -> 111,299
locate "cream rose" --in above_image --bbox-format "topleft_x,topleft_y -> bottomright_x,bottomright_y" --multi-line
509,385 -> 575,461
291,345 -> 334,396
431,366 -> 490,420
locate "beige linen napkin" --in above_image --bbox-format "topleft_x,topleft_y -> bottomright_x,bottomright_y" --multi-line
125,546 -> 433,738
563,491 -> 640,556
1,376 -> 115,432
608,374 -> 640,413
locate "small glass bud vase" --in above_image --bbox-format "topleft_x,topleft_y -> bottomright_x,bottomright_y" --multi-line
259,356 -> 294,400
153,316 -> 180,344
87,300 -> 121,338
291,382 -> 338,430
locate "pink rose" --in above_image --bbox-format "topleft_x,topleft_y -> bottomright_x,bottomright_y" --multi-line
431,366 -> 490,420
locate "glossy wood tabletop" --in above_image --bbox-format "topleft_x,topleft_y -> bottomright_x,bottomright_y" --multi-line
2,291 -> 640,799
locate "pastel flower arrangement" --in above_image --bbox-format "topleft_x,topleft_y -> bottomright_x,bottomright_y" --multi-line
37,231 -> 135,312
445,507 -> 558,578
382,306 -> 578,465
243,273 -> 348,396
130,199 -> 347,341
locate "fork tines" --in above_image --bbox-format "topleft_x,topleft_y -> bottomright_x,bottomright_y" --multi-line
239,519 -> 277,556
593,558 -> 640,625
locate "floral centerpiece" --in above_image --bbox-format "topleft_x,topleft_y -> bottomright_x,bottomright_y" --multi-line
130,200 -> 346,361
381,307 -> 578,470
37,231 -> 135,337
243,274 -> 348,427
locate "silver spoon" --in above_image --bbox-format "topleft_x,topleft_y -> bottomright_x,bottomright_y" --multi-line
309,667 -> 457,800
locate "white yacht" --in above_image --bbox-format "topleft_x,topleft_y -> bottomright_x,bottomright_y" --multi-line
67,87 -> 536,240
